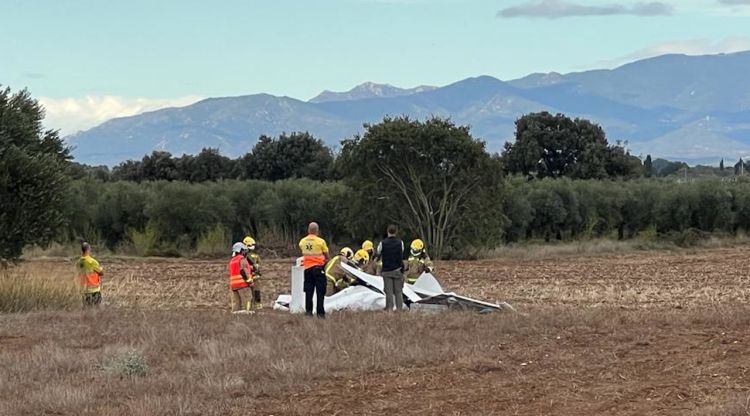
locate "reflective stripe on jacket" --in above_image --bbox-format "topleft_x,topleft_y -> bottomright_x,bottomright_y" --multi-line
299,234 -> 329,269
405,254 -> 433,284
228,254 -> 252,290
325,255 -> 354,287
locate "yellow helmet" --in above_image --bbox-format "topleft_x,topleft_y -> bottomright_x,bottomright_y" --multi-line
243,236 -> 256,250
362,240 -> 374,252
410,239 -> 425,251
353,249 -> 370,264
340,247 -> 354,260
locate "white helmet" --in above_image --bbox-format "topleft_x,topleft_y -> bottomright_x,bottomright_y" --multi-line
232,242 -> 247,255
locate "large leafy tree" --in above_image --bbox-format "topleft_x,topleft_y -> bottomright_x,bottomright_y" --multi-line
242,132 -> 334,181
175,148 -> 235,182
503,112 -> 641,179
339,116 -> 502,258
0,87 -> 71,262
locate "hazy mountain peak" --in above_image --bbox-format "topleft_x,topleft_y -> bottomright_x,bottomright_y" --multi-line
507,71 -> 565,88
69,51 -> 750,166
309,82 -> 437,103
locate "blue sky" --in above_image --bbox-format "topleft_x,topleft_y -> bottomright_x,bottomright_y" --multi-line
2,0 -> 749,133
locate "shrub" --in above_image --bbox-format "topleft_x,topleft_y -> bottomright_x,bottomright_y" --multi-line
126,225 -> 159,257
0,266 -> 79,313
100,348 -> 148,378
194,224 -> 230,257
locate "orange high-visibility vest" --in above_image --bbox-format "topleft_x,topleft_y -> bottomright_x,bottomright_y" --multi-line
80,271 -> 101,293
228,254 -> 252,290
77,255 -> 102,294
299,234 -> 329,269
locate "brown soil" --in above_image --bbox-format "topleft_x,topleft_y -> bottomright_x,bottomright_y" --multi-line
3,247 -> 750,415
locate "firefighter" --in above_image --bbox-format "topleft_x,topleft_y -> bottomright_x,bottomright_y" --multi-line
243,236 -> 263,310
228,242 -> 255,313
325,247 -> 353,295
76,242 -> 104,306
405,239 -> 434,284
361,240 -> 380,275
351,249 -> 369,270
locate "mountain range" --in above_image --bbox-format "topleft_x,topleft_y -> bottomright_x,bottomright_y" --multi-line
68,51 -> 750,166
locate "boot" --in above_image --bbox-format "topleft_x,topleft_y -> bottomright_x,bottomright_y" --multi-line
253,290 -> 263,310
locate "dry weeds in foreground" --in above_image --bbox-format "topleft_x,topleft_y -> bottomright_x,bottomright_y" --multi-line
1,306 -> 749,415
0,264 -> 79,313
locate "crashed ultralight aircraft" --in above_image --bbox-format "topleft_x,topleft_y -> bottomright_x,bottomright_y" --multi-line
274,262 -> 514,313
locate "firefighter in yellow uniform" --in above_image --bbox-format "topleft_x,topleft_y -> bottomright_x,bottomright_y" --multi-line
405,239 -> 434,284
361,240 -> 380,275
243,236 -> 263,310
325,247 -> 353,295
351,249 -> 369,271
76,242 -> 104,306
337,249 -> 370,291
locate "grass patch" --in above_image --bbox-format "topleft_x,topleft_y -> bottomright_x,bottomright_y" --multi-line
194,224 -> 230,258
126,225 -> 160,257
486,234 -> 750,260
100,348 -> 148,378
0,265 -> 80,313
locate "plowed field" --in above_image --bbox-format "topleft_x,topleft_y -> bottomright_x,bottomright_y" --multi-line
2,246 -> 749,415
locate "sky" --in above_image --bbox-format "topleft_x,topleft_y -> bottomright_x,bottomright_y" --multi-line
2,0 -> 750,135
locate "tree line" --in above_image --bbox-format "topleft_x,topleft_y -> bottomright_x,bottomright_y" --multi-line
58,176 -> 750,258
2,86 -> 748,261
71,132 -> 335,183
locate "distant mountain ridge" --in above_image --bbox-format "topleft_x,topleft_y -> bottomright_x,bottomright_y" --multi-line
309,82 -> 437,103
69,51 -> 750,166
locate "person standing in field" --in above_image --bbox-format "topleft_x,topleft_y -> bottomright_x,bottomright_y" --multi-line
76,242 -> 104,306
377,224 -> 405,311
228,242 -> 255,313
243,236 -> 263,310
299,222 -> 329,318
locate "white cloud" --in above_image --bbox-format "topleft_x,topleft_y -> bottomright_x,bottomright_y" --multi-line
595,36 -> 750,68
39,95 -> 203,136
498,0 -> 673,18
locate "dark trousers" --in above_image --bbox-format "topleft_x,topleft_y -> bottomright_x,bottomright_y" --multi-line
83,292 -> 101,307
303,266 -> 326,316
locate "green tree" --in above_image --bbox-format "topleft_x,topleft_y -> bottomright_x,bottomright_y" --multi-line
720,159 -> 725,172
140,151 -> 177,181
244,132 -> 334,181
0,87 -> 71,262
339,116 -> 502,258
112,160 -> 142,181
175,148 -> 235,182
503,112 -> 641,179
644,155 -> 653,178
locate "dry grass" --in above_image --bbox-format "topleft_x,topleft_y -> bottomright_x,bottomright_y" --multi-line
0,307 -> 749,415
695,395 -> 750,416
487,236 -> 750,260
4,247 -> 750,415
0,263 -> 80,313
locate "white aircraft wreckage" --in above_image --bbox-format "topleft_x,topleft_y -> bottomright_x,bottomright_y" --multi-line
274,261 -> 514,313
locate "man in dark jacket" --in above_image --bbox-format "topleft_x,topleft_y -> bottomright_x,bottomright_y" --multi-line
377,224 -> 405,311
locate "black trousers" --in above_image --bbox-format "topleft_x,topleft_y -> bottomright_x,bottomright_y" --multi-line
303,266 -> 326,316
83,292 -> 101,306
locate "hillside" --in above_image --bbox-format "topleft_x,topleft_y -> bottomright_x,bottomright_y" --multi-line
68,51 -> 750,165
